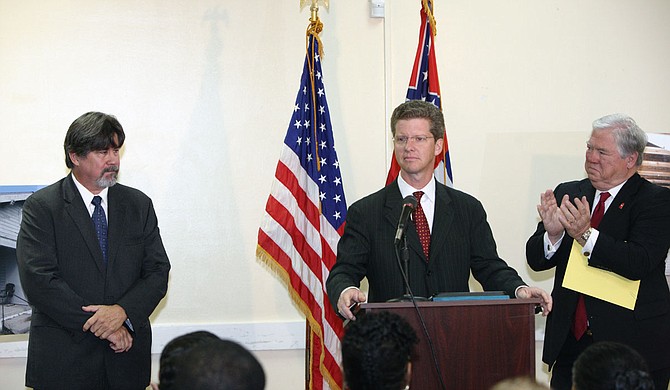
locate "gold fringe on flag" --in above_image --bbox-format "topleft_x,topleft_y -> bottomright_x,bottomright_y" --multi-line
422,0 -> 438,36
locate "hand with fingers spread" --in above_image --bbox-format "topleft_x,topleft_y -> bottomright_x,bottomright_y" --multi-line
537,189 -> 565,244
557,195 -> 591,242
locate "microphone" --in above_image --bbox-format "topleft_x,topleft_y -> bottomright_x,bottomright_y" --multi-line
394,195 -> 418,245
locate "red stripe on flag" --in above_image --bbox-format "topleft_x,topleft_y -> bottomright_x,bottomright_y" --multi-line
275,160 -> 322,231
257,27 -> 346,390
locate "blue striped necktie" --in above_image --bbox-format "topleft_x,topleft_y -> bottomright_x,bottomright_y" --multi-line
91,196 -> 108,265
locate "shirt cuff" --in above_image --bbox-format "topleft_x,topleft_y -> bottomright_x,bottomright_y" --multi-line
543,231 -> 564,259
124,318 -> 134,333
339,286 -> 361,298
514,285 -> 528,298
581,228 -> 600,257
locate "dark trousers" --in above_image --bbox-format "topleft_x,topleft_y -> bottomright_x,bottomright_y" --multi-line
549,331 -> 593,390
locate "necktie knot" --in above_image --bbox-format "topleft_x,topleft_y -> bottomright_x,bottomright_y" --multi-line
92,195 -> 102,207
590,191 -> 611,229
598,191 -> 611,205
413,191 -> 424,201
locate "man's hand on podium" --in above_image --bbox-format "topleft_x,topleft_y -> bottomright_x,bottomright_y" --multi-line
516,286 -> 553,316
337,288 -> 367,321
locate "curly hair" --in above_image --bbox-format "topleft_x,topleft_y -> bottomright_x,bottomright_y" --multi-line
572,341 -> 655,390
341,311 -> 418,390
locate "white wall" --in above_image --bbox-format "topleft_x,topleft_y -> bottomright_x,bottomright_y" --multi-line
2,1 -> 670,389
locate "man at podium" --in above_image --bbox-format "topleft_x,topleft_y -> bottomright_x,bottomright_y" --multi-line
326,100 -> 552,321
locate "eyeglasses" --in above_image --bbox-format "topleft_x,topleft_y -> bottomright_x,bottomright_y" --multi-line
393,135 -> 434,146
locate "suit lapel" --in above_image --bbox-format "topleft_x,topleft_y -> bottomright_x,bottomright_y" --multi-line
577,179 -> 596,208
107,186 -> 126,269
62,174 -> 106,273
384,182 -> 425,261
429,182 -> 453,263
599,173 -> 641,228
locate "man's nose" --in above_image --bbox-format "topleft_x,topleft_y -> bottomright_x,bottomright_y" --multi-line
586,150 -> 598,162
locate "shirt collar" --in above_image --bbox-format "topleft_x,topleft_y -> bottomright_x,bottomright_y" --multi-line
596,180 -> 626,203
71,174 -> 109,208
397,175 -> 436,203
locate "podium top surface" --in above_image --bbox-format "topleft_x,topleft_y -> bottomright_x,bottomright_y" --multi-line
361,298 -> 541,310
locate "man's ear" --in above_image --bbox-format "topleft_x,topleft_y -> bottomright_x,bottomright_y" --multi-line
434,137 -> 444,157
69,152 -> 80,167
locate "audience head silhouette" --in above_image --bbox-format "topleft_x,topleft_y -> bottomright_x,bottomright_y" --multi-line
572,341 -> 655,390
157,330 -> 221,389
159,333 -> 265,390
341,311 -> 418,390
490,376 -> 550,390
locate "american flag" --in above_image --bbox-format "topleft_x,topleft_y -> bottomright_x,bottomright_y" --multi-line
385,0 -> 453,187
256,27 -> 346,390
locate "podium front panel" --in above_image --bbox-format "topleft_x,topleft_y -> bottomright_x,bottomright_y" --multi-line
361,299 -> 538,390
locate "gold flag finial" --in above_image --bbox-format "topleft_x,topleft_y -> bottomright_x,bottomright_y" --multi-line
300,0 -> 329,11
300,0 -> 329,21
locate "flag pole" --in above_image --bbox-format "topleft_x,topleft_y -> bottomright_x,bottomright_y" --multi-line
259,1 -> 343,387
302,2 -> 321,388
298,4 -> 342,389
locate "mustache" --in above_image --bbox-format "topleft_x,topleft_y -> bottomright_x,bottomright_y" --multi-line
102,166 -> 119,174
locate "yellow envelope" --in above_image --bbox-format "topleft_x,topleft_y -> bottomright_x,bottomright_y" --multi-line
562,241 -> 640,310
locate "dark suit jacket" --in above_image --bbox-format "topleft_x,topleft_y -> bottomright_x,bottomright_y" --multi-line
17,174 -> 171,390
526,173 -> 670,371
327,180 -> 525,308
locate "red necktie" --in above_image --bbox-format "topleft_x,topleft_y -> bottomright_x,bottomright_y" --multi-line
572,191 -> 611,339
413,191 -> 430,260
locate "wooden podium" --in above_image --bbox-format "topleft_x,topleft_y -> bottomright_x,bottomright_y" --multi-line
360,298 -> 539,390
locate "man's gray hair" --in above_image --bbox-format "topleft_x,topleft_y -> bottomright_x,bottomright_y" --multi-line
592,113 -> 647,166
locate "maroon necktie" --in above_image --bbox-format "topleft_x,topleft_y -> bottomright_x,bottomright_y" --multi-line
413,191 -> 430,260
572,191 -> 611,339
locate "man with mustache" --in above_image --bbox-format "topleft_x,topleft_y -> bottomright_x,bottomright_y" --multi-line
17,112 -> 171,390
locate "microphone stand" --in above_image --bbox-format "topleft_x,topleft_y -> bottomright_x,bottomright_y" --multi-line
401,235 -> 411,297
388,234 -> 428,302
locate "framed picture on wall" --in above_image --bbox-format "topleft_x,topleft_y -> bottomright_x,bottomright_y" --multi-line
640,133 -> 670,287
0,185 -> 43,337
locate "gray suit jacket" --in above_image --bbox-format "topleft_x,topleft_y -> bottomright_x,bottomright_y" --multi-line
327,180 -> 525,308
17,174 -> 170,390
